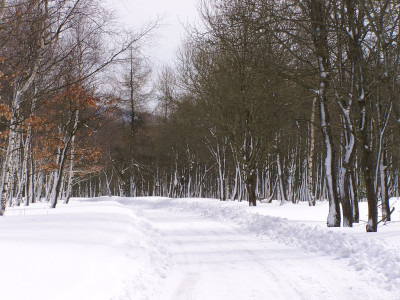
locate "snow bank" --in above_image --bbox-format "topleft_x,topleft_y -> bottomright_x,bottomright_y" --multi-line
0,198 -> 169,300
126,197 -> 400,293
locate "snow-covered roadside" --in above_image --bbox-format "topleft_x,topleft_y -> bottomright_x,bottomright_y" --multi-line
0,198 -> 169,300
125,197 -> 400,293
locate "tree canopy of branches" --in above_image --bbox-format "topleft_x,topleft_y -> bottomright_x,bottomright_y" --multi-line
2,0 -> 400,234
90,0 -> 400,233
0,0 -> 155,213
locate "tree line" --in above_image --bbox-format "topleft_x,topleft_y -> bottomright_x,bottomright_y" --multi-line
1,0 -> 399,232
0,0 -> 154,213
91,0 -> 400,232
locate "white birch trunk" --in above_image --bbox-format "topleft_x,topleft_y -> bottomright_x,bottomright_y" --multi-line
0,119 -> 16,215
308,97 -> 317,206
49,134 -> 72,208
276,153 -> 286,205
65,110 -> 79,203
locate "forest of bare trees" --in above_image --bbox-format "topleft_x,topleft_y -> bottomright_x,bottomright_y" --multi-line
0,0 -> 154,211
1,0 -> 400,232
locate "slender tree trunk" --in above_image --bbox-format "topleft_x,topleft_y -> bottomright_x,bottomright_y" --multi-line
350,168 -> 359,223
363,157 -> 378,232
338,113 -> 355,227
308,97 -> 317,206
276,152 -> 287,204
231,164 -> 239,201
320,99 -> 341,227
380,150 -> 391,222
65,110 -> 79,204
0,122 -> 16,215
50,136 -> 72,208
16,127 -> 33,206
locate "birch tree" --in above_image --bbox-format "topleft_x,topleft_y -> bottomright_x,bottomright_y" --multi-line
0,0 -> 49,215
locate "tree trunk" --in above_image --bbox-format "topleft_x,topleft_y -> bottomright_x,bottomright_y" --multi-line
276,152 -> 287,204
308,97 -> 317,206
338,113 -> 355,227
50,135 -> 72,208
380,150 -> 391,222
65,110 -> 79,204
360,113 -> 378,232
350,168 -> 359,223
0,124 -> 16,215
310,0 -> 341,227
339,165 -> 353,227
364,167 -> 378,232
247,171 -> 257,206
320,99 -> 341,227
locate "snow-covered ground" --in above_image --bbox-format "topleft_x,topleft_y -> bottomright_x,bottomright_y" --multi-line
0,199 -> 168,300
1,197 -> 399,299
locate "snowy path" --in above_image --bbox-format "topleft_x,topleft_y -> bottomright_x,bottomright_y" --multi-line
2,197 -> 398,299
139,205 -> 384,300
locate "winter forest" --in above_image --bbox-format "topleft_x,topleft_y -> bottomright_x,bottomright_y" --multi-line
0,0 -> 399,234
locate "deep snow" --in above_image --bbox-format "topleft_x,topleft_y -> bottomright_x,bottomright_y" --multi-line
0,197 -> 399,299
0,199 -> 168,300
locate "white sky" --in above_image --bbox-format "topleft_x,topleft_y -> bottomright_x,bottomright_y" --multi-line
106,0 -> 200,69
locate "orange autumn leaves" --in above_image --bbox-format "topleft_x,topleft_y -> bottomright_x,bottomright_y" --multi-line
0,82 -> 106,176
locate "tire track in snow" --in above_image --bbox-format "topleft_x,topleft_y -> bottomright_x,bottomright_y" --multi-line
117,197 -> 398,299
164,198 -> 400,294
140,207 -> 368,300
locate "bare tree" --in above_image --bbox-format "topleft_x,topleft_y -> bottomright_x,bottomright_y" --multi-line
156,65 -> 177,122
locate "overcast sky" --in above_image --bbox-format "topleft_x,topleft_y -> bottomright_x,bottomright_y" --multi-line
107,0 -> 200,69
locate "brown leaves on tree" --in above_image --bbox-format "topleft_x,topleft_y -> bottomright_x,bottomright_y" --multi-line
31,82 -> 107,176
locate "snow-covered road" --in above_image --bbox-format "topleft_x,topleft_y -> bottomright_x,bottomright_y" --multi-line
1,197 -> 399,299
137,203 -> 389,300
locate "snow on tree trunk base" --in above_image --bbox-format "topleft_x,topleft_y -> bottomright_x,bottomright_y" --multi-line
327,198 -> 341,227
342,218 -> 353,228
366,216 -> 378,232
